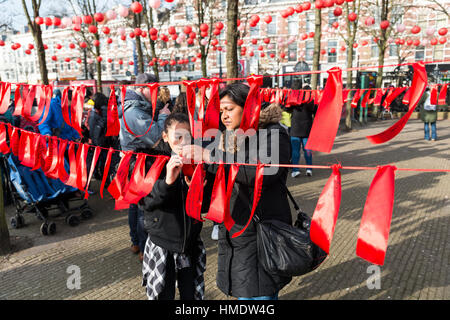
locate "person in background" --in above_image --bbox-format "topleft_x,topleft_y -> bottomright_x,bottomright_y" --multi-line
419,88 -> 437,141
118,73 -> 171,261
173,92 -> 187,114
158,86 -> 174,112
38,89 -> 80,141
289,85 -> 316,178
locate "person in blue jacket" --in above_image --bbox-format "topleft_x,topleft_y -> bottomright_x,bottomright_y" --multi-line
38,89 -> 80,141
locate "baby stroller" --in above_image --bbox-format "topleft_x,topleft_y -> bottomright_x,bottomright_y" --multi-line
2,154 -> 94,236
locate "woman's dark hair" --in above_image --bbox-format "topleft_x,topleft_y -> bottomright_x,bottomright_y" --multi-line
163,112 -> 190,133
219,83 -> 249,108
173,92 -> 188,114
93,92 -> 109,110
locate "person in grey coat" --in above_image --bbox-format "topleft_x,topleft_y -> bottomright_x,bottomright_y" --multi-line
118,73 -> 170,261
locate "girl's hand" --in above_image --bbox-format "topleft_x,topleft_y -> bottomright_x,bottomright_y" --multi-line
181,145 -> 211,163
165,155 -> 183,185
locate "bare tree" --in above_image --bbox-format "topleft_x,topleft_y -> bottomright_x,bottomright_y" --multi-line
310,6 -> 322,90
425,0 -> 449,18
226,0 -> 239,82
21,0 -> 50,84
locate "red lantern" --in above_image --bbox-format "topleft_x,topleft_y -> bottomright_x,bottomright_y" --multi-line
129,32 -> 135,38
320,49 -> 326,55
302,2 -> 311,10
149,61 -> 154,66
406,39 -> 413,46
430,38 -> 438,46
330,48 -> 336,53
118,59 -> 123,65
365,17 -> 375,26
44,17 -> 53,26
353,43 -> 358,48
340,45 -> 346,51
212,46 -> 217,51
249,51 -> 254,57
362,40 -> 368,46
107,58 -> 113,63
72,16 -> 82,25
97,56 -> 103,62
134,28 -> 142,36
263,38 -> 270,44
25,49 -> 31,55
334,7 -> 342,17
237,19 -> 241,27
53,17 -> 61,27
149,28 -> 158,36
213,29 -> 221,36
76,58 -> 82,64
201,31 -> 208,38
295,4 -> 303,13
258,45 -> 264,51
0,40 -> 6,47
141,31 -> 147,37
197,52 -> 202,58
413,39 -> 420,46
301,33 -> 308,40
251,39 -> 258,45
35,17 -> 44,25
80,42 -> 87,48
286,7 -> 294,16
411,25 -> 421,34
315,0 -> 324,9
56,44 -> 62,50
439,37 -> 447,44
308,32 -> 315,38
150,35 -> 157,41
332,22 -> 339,29
324,0 -> 334,8
130,2 -> 143,13
269,53 -> 275,58
237,39 -> 244,46
88,25 -> 98,34
438,28 -> 448,36
69,43 -> 75,49
187,38 -> 194,45
83,15 -> 93,24
251,15 -> 260,23
211,39 -> 219,46
102,27 -> 110,35
348,12 -> 357,22
128,61 -> 133,66
260,52 -> 265,57
200,23 -> 209,32
183,25 -> 192,34
395,38 -> 400,45
264,15 -> 272,24
399,39 -> 405,45
280,52 -> 286,59
215,22 -> 224,30
168,26 -> 176,34
335,0 -> 345,4
281,10 -> 289,19
191,57 -> 196,62
51,55 -> 57,61
189,32 -> 196,39
44,44 -> 48,50
107,38 -> 113,44
380,20 -> 390,30
28,43 -> 34,50
217,46 -> 222,51
94,13 -> 104,23
171,34 -> 178,41
93,40 -> 100,47
64,57 -> 70,62
73,24 -> 81,32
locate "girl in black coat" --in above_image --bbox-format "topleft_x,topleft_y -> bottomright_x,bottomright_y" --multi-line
139,113 -> 206,300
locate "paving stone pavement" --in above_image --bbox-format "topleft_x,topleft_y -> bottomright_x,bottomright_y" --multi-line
0,119 -> 449,300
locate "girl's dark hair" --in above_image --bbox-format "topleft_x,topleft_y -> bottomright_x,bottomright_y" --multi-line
219,83 -> 249,108
163,112 -> 190,133
93,92 -> 109,110
173,92 -> 188,114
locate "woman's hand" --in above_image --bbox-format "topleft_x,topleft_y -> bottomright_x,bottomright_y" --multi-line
165,155 -> 183,185
181,145 -> 211,163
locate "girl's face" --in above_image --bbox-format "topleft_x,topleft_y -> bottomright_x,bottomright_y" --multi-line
220,95 -> 244,131
162,122 -> 192,155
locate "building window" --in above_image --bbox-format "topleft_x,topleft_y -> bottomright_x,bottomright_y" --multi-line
433,45 -> 443,60
305,41 -> 314,61
186,6 -> 194,20
328,40 -> 337,63
288,43 -> 297,62
415,46 -> 425,61
68,63 -> 71,71
216,51 -> 224,67
436,13 -> 446,28
288,16 -> 298,36
250,24 -> 259,37
188,56 -> 194,71
389,44 -> 398,57
371,43 -> 379,58
267,16 -> 276,35
306,13 -> 314,33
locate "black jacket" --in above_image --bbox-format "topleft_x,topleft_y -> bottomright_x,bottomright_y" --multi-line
207,103 -> 293,298
289,101 -> 316,138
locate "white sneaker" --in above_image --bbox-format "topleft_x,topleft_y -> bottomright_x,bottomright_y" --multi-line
291,171 -> 301,178
306,170 -> 313,177
211,225 -> 219,240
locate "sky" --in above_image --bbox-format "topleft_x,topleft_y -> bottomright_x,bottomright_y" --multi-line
0,0 -> 177,31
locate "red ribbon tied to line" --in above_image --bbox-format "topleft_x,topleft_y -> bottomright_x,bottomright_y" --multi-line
239,75 -> 263,133
356,165 -> 396,266
366,62 -> 427,144
106,85 -> 120,136
205,162 -> 226,223
185,163 -> 206,222
305,67 -> 343,153
310,164 -> 342,254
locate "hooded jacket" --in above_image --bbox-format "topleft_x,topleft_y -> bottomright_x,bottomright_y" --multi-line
118,90 -> 167,151
207,103 -> 293,298
289,100 -> 317,138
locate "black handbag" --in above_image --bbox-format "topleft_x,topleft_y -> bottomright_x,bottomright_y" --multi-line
250,185 -> 328,277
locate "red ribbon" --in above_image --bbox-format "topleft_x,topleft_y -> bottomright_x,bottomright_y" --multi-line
202,78 -> 221,138
64,142 -> 79,187
70,86 -> 85,136
100,147 -> 114,198
9,126 -> 20,156
373,88 -> 386,107
84,146 -> 101,199
18,131 -> 33,166
366,62 -> 427,144
185,163 -> 206,222
22,85 -> 37,122
183,80 -> 197,138
44,137 -> 60,179
438,83 -> 448,105
343,89 -> 350,104
224,164 -> 239,231
232,163 -> 264,238
430,84 -> 438,105
305,67 -> 343,153
310,164 -> 342,254
402,88 -> 411,105
13,85 -> 24,117
106,85 -> 120,136
56,139 -> 69,182
361,90 -> 371,108
122,153 -> 147,204
61,87 -> 72,127
37,85 -> 53,126
356,165 -> 396,266
107,151 -> 133,200
0,123 -> 10,154
239,75 -> 263,132
76,143 -> 89,190
382,87 -> 407,108
140,156 -> 169,198
0,83 -> 11,114
351,89 -> 362,108
204,163 -> 226,223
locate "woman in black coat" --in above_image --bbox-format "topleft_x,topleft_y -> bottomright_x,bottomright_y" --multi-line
181,83 -> 292,300
289,85 -> 316,178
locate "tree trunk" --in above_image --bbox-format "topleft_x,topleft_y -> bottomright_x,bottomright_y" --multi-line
0,165 -> 11,255
33,26 -> 49,85
226,0 -> 238,83
345,45 -> 354,131
95,43 -> 102,93
136,36 -> 145,74
201,47 -> 207,78
310,8 -> 322,90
